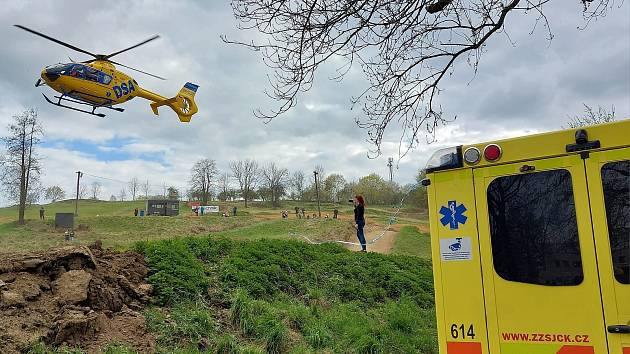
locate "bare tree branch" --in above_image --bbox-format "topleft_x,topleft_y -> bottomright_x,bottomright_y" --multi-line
226,0 -> 614,156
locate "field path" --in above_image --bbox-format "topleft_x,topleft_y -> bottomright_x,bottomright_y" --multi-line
346,229 -> 397,254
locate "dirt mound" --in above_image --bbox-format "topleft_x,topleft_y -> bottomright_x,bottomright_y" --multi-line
0,243 -> 155,353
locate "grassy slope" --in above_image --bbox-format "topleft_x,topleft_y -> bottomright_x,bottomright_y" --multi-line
390,225 -> 432,259
136,237 -> 437,354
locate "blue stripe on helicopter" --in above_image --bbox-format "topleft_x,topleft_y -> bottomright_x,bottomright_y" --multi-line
184,82 -> 199,92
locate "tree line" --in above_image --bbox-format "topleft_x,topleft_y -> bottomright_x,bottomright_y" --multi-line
185,158 -> 428,209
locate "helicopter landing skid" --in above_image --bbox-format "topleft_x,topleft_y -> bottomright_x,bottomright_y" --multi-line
42,94 -> 124,118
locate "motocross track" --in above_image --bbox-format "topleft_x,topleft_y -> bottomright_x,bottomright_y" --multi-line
0,243 -> 154,353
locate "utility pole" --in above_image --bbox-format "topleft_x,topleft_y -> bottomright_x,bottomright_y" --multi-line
75,171 -> 83,216
313,170 -> 321,218
387,157 -> 394,182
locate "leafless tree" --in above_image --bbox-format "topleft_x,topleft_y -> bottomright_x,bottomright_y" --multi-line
109,195 -> 117,201
90,181 -> 102,200
189,158 -> 218,205
0,109 -> 43,224
79,184 -> 88,199
167,186 -> 180,200
161,182 -> 167,198
128,177 -> 140,201
226,0 -> 615,156
118,188 -> 127,202
218,172 -> 231,201
565,104 -> 615,128
45,185 -> 65,203
142,179 -> 151,199
290,170 -> 306,201
230,159 -> 259,207
261,162 -> 289,207
311,165 -> 325,184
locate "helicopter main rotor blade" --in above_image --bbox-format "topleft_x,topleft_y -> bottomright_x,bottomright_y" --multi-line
14,25 -> 97,59
105,35 -> 160,60
109,60 -> 166,80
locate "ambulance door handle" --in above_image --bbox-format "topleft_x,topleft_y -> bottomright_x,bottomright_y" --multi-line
607,325 -> 630,334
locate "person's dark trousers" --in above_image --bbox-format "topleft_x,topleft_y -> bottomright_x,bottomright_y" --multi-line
356,220 -> 366,251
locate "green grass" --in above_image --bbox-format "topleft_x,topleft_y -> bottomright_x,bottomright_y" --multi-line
136,236 -> 437,353
390,226 -> 432,259
0,199 -> 420,253
0,213 -> 258,253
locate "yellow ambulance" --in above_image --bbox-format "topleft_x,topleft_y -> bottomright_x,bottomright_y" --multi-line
424,120 -> 629,354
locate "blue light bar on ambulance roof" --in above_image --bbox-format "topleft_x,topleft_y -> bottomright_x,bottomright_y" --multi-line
425,146 -> 463,173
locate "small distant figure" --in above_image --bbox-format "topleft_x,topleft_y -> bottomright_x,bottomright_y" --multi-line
333,208 -> 339,219
134,208 -> 138,217
312,213 -> 317,219
301,208 -> 305,218
233,206 -> 237,216
194,207 -> 199,216
294,206 -> 299,216
200,207 -> 205,216
324,214 -> 329,219
306,215 -> 310,219
281,210 -> 289,219
39,206 -> 45,220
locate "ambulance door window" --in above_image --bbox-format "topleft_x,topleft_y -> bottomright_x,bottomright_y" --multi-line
601,160 -> 630,284
487,169 -> 583,286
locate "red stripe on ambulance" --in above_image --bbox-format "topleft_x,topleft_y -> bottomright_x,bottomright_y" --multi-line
556,345 -> 594,354
447,341 -> 482,354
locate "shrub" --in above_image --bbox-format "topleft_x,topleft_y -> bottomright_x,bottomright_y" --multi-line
137,236 -> 437,353
138,239 -> 209,305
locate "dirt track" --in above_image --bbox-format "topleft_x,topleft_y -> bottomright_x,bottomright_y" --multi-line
345,224 -> 400,254
0,244 -> 154,353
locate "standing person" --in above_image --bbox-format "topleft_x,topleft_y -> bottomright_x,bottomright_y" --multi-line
354,195 -> 367,252
134,208 -> 138,217
39,206 -> 45,220
333,208 -> 339,219
233,206 -> 237,216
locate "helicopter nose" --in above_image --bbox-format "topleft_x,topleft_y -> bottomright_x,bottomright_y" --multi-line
42,69 -> 60,82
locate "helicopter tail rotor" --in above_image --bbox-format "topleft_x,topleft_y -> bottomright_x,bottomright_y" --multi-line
149,82 -> 199,122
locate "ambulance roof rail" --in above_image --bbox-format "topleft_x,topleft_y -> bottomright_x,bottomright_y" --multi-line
425,146 -> 463,173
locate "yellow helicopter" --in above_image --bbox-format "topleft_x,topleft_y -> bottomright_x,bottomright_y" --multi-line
15,25 -> 198,122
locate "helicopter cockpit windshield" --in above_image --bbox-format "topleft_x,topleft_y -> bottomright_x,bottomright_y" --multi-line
45,63 -> 73,75
45,64 -> 112,85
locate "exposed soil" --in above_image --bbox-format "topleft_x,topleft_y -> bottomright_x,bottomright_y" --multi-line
0,243 -> 155,353
346,224 -> 400,254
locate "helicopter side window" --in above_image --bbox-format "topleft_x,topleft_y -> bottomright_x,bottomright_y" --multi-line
68,65 -> 84,78
84,67 -> 99,82
99,73 -> 112,85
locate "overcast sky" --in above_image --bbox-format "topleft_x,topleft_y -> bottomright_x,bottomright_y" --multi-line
0,1 -> 628,204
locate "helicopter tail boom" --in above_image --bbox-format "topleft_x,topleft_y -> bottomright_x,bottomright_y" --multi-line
147,82 -> 199,123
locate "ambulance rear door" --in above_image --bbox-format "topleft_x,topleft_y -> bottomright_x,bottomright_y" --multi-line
473,154 -> 608,353
585,147 -> 630,354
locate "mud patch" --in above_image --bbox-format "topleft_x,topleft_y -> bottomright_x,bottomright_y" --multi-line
0,244 -> 155,353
